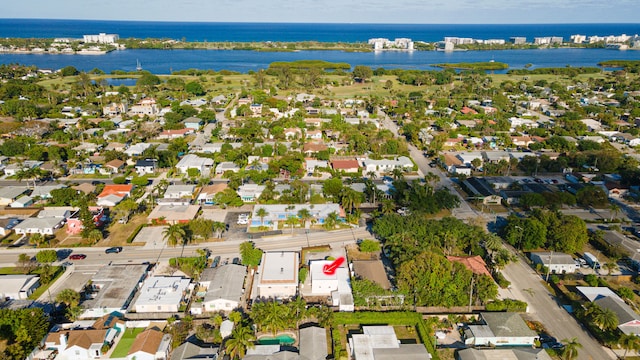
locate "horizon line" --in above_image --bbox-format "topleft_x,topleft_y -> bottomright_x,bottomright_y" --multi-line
1,17 -> 640,26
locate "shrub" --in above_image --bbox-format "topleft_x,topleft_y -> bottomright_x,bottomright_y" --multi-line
359,239 -> 381,253
299,267 -> 309,283
493,272 -> 511,288
485,299 -> 528,312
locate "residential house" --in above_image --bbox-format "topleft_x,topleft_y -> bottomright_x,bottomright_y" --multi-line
284,128 -> 302,139
147,204 -> 200,224
66,207 -> 106,235
309,259 -> 354,311
256,252 -> 299,299
133,276 -> 191,313
175,154 -> 214,176
164,185 -> 196,200
14,217 -> 65,235
211,95 -> 227,105
3,160 -> 43,177
331,159 -> 360,173
81,264 -> 149,318
103,159 -> 125,174
299,326 -> 328,360
349,326 -> 431,360
127,329 -> 172,360
183,117 -> 203,130
447,256 -> 492,277
306,130 -> 323,140
304,118 -> 323,127
0,218 -> 21,237
305,159 -> 329,174
361,156 -> 413,174
215,161 -> 240,175
97,184 -> 133,207
237,184 -> 266,202
10,195 -> 33,208
463,312 -> 538,347
576,287 -> 640,335
135,159 -> 158,175
125,143 -> 152,157
102,102 -> 128,117
581,118 -> 603,132
0,274 -> 40,299
158,128 -> 192,140
530,252 -> 576,274
462,177 -> 502,205
129,98 -> 159,117
171,341 -> 218,360
456,348 -> 552,360
303,141 -> 328,155
196,183 -> 228,205
44,329 -> 108,360
199,264 -> 247,313
250,204 -> 343,227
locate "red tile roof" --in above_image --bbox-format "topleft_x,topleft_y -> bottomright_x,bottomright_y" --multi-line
331,159 -> 360,170
447,255 -> 492,277
98,184 -> 133,198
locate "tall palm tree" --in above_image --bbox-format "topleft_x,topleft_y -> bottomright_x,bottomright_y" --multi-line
224,325 -> 255,359
603,261 -> 618,275
380,199 -> 396,215
619,333 -> 640,359
593,307 -> 619,331
87,229 -> 103,244
285,216 -> 299,234
297,208 -> 312,229
609,203 -> 621,221
163,224 -> 186,248
391,167 -> 404,181
323,211 -> 339,230
561,337 -> 582,360
261,301 -> 287,335
255,207 -> 269,228
213,221 -> 226,238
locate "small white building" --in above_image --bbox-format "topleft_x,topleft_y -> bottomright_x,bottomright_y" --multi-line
256,252 -> 299,299
13,217 -> 65,235
310,260 -> 354,312
464,312 -> 538,347
0,274 -> 40,299
134,276 -> 191,313
530,252 -> 576,274
175,154 -> 214,176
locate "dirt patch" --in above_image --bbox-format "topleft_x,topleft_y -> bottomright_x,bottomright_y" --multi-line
346,244 -> 380,261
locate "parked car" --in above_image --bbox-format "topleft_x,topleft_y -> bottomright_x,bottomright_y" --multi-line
211,256 -> 221,268
232,257 -> 241,265
69,254 -> 87,260
105,246 -> 123,254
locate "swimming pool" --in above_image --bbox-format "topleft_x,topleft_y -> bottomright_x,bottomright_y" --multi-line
257,334 -> 296,345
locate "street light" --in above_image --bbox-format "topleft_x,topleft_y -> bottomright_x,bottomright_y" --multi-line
305,230 -> 310,248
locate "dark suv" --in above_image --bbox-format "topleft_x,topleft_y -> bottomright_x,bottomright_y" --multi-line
105,246 -> 123,254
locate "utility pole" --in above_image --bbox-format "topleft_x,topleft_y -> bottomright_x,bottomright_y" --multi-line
545,251 -> 553,282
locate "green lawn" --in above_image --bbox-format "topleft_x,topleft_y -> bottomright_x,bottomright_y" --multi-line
110,327 -> 145,358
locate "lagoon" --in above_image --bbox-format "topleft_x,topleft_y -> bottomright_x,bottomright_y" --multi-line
1,48 -> 640,74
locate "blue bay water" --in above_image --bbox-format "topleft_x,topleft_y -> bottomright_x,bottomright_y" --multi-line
1,19 -> 640,74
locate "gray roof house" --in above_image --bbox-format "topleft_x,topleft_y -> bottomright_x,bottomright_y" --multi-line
594,296 -> 640,335
199,265 -> 247,313
463,312 -> 538,347
456,348 -> 552,360
299,326 -> 328,360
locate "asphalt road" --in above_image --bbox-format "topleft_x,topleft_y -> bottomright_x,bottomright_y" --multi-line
378,115 -> 478,219
503,254 -> 615,360
0,228 -> 371,268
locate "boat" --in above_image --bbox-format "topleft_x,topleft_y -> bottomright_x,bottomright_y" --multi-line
136,59 -> 142,71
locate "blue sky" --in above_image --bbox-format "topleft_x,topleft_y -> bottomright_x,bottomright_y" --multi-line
3,0 -> 640,23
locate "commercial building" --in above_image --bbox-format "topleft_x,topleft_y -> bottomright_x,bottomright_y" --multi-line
530,252 -> 576,274
256,252 -> 299,299
81,264 -> 148,318
133,276 -> 191,313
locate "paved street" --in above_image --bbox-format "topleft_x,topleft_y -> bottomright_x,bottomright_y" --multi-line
503,254 -> 615,360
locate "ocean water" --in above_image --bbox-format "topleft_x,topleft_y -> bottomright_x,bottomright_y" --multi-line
0,19 -> 639,43
1,19 -> 640,74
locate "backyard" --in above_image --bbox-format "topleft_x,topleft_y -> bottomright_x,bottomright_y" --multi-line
110,327 -> 145,358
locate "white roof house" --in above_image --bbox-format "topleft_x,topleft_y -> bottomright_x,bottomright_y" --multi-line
30,184 -> 67,199
237,184 -> 266,202
310,260 -> 354,312
176,154 -> 214,176
463,312 -> 538,347
530,252 -> 576,274
164,185 -> 196,199
0,186 -> 29,206
0,274 -> 40,300
199,265 -> 247,313
215,161 -> 241,174
349,326 -> 431,360
125,143 -> 152,157
133,276 -> 191,313
256,252 -> 299,299
250,204 -> 343,227
13,217 -> 65,235
361,156 -> 413,174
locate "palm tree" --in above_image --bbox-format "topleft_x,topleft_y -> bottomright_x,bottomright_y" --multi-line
285,216 -> 299,234
323,211 -> 339,230
255,207 -> 269,228
366,171 -> 377,180
391,167 -> 404,181
593,307 -> 619,331
424,172 -> 440,187
380,199 -> 396,215
619,333 -> 640,359
213,221 -> 226,238
609,203 -> 621,221
56,289 -> 80,308
224,325 -> 255,359
603,261 -> 618,275
261,301 -> 287,335
29,233 -> 47,247
163,224 -> 186,248
87,229 -> 103,244
297,208 -> 312,229
561,337 -> 582,360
